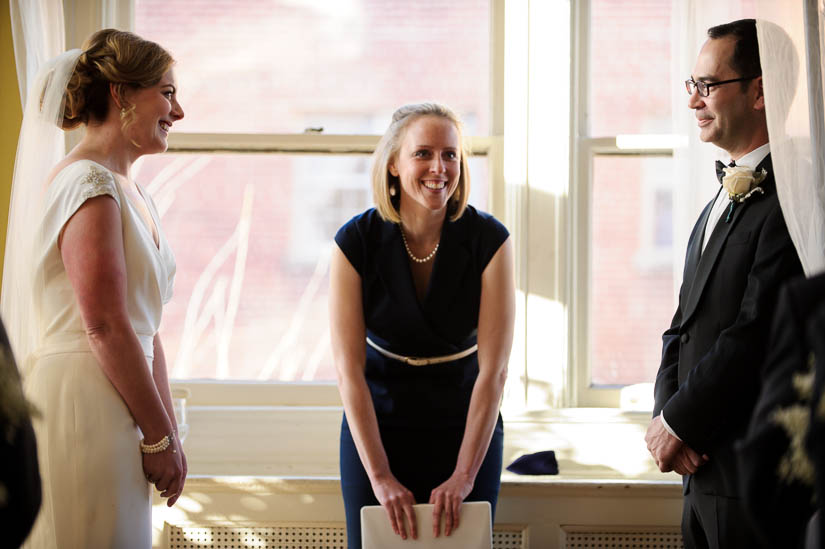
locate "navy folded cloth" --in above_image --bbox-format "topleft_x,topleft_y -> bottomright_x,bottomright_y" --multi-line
506,450 -> 559,475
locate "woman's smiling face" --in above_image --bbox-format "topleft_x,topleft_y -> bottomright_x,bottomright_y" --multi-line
390,115 -> 461,216
123,69 -> 184,155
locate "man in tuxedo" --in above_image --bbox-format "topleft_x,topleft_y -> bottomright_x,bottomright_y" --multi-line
645,19 -> 803,548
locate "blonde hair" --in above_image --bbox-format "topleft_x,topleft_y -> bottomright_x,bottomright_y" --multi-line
372,103 -> 471,223
62,29 -> 174,131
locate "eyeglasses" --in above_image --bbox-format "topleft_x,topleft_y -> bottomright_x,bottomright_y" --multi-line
685,76 -> 759,97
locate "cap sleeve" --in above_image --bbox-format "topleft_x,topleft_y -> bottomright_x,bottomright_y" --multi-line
334,214 -> 366,275
478,211 -> 509,271
43,161 -> 121,248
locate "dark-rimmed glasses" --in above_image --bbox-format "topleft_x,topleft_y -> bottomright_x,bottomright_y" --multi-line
685,76 -> 759,97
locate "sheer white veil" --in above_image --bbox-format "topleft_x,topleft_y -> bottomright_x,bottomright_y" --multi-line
1,49 -> 81,373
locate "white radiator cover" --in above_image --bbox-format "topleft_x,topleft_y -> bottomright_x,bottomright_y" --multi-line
166,523 -> 527,548
561,526 -> 683,548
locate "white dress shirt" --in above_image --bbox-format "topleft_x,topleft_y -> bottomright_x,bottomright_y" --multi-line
702,143 -> 771,252
660,142 -> 771,442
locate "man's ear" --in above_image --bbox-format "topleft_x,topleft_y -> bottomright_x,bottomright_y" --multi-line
753,76 -> 765,111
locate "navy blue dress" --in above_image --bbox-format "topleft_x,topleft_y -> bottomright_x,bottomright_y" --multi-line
334,205 -> 508,548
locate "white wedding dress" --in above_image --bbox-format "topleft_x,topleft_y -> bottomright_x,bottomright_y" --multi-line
22,160 -> 175,548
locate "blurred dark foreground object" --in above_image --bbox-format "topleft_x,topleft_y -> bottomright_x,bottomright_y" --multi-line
737,273 -> 825,549
0,317 -> 41,548
506,450 -> 559,475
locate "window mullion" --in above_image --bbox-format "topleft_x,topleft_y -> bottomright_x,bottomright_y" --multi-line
167,133 -> 493,156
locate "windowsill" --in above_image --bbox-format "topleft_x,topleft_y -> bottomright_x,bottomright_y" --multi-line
177,474 -> 681,499
177,396 -> 672,484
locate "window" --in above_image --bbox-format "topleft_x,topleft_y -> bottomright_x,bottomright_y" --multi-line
572,0 -> 678,406
60,0 -> 757,412
132,0 -> 495,382
573,0 -> 756,406
589,155 -> 675,387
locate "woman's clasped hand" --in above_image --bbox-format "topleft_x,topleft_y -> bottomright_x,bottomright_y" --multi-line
142,433 -> 188,506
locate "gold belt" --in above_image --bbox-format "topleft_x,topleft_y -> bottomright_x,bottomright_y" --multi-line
366,337 -> 478,366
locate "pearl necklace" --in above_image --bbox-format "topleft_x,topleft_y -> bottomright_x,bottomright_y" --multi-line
400,228 -> 439,263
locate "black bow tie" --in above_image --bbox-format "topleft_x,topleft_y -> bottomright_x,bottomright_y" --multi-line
715,160 -> 735,184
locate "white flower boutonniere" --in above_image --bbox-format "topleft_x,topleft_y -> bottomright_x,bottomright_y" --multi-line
721,166 -> 767,223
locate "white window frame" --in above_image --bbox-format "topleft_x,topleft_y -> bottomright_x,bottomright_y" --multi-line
570,0 -> 675,408
50,1 -> 695,482
63,0 -> 507,410
66,0 -> 678,416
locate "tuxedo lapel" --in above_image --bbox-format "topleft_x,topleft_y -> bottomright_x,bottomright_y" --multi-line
681,155 -> 774,326
682,195 -> 717,296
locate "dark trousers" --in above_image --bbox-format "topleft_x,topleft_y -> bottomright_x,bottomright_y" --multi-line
339,415 -> 504,549
682,477 -> 761,549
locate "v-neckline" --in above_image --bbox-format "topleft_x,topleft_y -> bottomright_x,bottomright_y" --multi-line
79,160 -> 161,251
400,224 -> 444,309
129,182 -> 161,251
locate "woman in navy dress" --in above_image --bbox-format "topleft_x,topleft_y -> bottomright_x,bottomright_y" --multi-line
330,102 -> 515,548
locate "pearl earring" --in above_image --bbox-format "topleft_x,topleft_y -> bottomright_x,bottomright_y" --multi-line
389,184 -> 397,197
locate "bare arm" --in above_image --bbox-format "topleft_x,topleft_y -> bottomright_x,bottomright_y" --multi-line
430,237 -> 515,536
152,337 -> 178,435
329,246 -> 417,540
60,195 -> 183,500
152,335 -> 187,505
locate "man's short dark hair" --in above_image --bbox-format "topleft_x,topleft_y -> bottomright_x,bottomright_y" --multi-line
708,19 -> 761,84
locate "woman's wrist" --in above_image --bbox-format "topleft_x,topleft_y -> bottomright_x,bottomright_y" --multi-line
451,469 -> 475,484
140,419 -> 175,447
140,430 -> 177,454
368,469 -> 395,485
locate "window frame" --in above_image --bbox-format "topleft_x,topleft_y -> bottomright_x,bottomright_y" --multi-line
570,0 -> 676,408
67,0 -> 681,413
80,0 -> 508,407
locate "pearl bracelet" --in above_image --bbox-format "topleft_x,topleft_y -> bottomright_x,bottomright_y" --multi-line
140,431 -> 176,454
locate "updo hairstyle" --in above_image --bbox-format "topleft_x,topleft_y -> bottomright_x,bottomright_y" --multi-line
372,102 -> 471,223
61,29 -> 174,130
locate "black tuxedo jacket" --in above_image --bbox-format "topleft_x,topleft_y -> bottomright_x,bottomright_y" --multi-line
737,273 -> 825,548
652,154 -> 804,497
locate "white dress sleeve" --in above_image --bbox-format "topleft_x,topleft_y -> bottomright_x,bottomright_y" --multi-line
42,161 -> 121,249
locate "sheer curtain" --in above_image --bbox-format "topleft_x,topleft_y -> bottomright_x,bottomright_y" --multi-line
756,1 -> 825,276
8,0 -> 65,107
2,1 -> 67,366
670,1 -> 757,291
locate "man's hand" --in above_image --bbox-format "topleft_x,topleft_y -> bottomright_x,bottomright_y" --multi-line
645,415 -> 708,474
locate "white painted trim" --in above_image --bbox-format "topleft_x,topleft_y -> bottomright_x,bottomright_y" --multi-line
177,474 -> 681,498
166,133 -> 493,155
172,380 -> 340,406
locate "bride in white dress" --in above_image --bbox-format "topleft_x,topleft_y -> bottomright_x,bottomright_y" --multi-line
2,29 -> 187,548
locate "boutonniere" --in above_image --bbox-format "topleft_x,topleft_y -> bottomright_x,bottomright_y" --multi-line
721,166 -> 767,222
